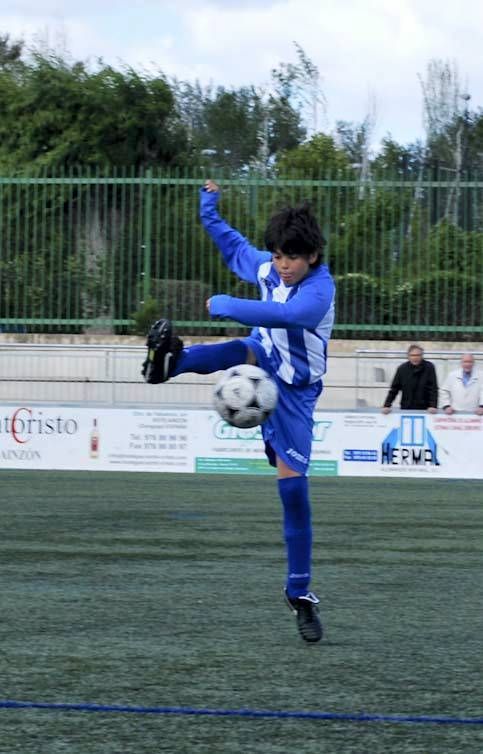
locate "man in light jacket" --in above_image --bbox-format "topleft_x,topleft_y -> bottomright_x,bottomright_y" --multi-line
440,353 -> 483,415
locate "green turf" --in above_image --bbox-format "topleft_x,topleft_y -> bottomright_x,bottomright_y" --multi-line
1,471 -> 483,753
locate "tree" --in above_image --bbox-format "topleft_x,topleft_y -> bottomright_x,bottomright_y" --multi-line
201,86 -> 265,169
465,108 -> 483,171
169,44 -> 322,171
171,80 -> 305,170
271,42 -> 327,136
170,78 -> 211,148
0,32 -> 23,67
419,59 -> 462,153
0,47 -> 190,331
372,137 -> 425,175
418,58 -> 470,223
276,132 -> 351,175
0,51 -> 187,171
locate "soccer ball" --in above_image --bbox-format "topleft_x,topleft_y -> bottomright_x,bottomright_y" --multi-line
213,364 -> 278,428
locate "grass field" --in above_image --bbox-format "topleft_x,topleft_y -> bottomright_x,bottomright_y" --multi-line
1,470 -> 483,753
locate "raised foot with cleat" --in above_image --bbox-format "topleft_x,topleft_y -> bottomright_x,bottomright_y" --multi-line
142,318 -> 183,384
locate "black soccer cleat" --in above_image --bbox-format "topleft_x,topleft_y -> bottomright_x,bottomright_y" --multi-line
141,318 -> 184,384
284,589 -> 323,643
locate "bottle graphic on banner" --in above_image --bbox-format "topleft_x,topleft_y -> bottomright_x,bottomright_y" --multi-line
90,418 -> 99,458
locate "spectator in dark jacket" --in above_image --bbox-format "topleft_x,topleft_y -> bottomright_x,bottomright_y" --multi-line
382,345 -> 438,413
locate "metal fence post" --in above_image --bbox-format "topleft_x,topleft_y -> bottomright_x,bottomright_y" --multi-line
355,350 -> 360,408
111,349 -> 116,406
143,169 -> 153,305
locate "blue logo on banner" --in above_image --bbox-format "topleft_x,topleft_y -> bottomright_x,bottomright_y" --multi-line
344,449 -> 378,462
382,415 -> 439,466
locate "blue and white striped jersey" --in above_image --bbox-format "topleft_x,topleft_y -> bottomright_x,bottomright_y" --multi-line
200,189 -> 335,387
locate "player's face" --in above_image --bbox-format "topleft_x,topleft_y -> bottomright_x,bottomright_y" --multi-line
461,354 -> 474,373
272,250 -> 318,286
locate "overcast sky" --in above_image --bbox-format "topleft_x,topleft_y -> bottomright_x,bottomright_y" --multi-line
2,0 -> 482,150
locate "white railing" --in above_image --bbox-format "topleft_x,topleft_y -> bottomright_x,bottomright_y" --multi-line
0,343 -> 358,408
0,343 -> 481,409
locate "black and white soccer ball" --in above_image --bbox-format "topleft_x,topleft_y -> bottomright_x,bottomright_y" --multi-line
213,364 -> 278,429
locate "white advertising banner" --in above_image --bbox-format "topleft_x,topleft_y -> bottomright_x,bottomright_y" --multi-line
330,411 -> 483,479
0,405 -> 482,479
0,406 -> 196,473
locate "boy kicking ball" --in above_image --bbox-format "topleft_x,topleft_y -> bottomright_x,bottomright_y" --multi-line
143,180 -> 335,643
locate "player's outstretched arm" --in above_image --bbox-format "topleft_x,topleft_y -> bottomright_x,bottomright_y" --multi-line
200,180 -> 270,285
208,273 -> 335,330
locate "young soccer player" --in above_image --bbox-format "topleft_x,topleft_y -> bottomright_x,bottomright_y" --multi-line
143,180 -> 335,643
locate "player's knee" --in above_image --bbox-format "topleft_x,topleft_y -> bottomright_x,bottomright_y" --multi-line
276,456 -> 302,478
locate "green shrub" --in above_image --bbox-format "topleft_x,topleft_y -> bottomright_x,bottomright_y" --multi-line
390,271 -> 482,336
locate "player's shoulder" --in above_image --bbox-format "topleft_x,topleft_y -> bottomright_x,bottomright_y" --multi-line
256,254 -> 274,277
303,264 -> 335,289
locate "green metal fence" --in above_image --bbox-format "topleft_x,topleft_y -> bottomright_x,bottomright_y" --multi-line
0,168 -> 482,339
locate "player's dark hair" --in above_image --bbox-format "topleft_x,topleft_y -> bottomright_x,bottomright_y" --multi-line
264,202 -> 326,267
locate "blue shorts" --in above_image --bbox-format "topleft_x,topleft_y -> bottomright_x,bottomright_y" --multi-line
244,336 -> 322,475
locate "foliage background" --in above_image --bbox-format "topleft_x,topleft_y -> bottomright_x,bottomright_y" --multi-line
0,36 -> 482,339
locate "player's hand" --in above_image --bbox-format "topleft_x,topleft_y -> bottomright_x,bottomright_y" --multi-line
427,407 -> 438,414
381,406 -> 391,414
206,298 -> 211,312
204,179 -> 219,193
444,406 -> 454,415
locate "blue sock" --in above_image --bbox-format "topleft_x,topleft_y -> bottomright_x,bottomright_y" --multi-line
171,339 -> 248,376
278,476 -> 312,598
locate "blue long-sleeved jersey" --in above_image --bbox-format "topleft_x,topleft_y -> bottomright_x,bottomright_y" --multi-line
200,188 -> 335,386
